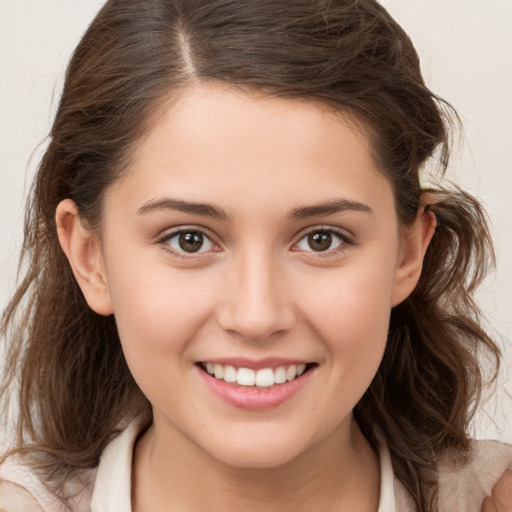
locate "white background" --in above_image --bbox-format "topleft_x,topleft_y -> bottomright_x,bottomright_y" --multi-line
1,1 -> 511,441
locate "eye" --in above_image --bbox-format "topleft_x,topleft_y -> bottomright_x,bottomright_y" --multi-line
295,229 -> 346,253
163,229 -> 215,254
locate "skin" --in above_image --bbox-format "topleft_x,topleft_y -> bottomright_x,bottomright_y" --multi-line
57,83 -> 437,511
482,472 -> 512,512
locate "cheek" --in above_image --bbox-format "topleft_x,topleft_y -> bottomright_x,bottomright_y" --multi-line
105,263 -> 221,416
105,256 -> 217,362
300,256 -> 395,337
283,265 -> 393,443
296,255 -> 396,384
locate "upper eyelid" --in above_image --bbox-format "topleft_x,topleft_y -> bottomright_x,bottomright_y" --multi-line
292,225 -> 354,243
157,225 -> 217,242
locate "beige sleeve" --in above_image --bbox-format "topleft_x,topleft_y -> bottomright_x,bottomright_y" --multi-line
0,480 -> 44,512
437,439 -> 512,512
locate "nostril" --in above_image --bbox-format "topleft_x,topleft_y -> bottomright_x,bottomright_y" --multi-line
216,281 -> 296,340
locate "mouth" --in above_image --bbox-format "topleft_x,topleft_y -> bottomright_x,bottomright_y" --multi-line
197,362 -> 317,389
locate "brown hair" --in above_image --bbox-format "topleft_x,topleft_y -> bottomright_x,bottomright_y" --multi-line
0,1 -> 499,510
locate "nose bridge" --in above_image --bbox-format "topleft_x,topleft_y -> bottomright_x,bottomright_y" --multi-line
218,244 -> 295,341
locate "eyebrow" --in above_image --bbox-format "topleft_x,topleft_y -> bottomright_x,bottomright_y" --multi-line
138,198 -> 229,220
137,197 -> 372,221
287,198 -> 373,220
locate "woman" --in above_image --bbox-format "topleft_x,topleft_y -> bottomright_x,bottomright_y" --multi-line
1,1 -> 511,510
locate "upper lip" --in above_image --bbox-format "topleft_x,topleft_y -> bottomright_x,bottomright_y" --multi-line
198,357 -> 313,370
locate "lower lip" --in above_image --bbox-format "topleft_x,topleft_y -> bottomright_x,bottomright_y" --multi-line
197,366 -> 313,410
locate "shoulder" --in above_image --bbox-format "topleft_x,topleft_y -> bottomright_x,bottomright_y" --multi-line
437,439 -> 512,512
0,480 -> 44,512
0,456 -> 95,512
0,417 -> 143,512
0,457 -> 50,512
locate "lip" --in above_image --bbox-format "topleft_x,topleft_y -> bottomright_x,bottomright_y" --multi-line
196,362 -> 315,410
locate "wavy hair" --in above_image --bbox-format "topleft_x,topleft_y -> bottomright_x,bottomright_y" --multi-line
1,1 -> 499,510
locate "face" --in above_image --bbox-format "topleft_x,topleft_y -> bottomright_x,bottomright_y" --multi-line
78,84 -> 424,468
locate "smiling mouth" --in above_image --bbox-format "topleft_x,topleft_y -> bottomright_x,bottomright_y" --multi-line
198,362 -> 316,388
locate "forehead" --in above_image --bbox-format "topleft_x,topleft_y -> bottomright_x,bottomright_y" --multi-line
110,83 -> 395,221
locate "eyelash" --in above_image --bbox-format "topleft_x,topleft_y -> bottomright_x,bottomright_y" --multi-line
156,226 -> 354,259
293,227 -> 353,259
157,227 -> 218,259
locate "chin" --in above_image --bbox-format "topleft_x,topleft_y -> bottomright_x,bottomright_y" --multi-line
204,434 -> 309,470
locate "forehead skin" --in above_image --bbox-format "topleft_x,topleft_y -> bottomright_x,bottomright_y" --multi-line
110,83 -> 397,237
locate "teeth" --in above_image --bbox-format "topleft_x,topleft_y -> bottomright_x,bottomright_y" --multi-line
275,367 -> 287,384
286,365 -> 297,381
237,367 -> 256,386
224,365 -> 237,383
214,364 -> 224,379
255,368 -> 274,387
202,363 -> 310,387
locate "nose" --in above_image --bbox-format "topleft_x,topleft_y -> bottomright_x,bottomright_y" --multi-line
217,249 -> 296,342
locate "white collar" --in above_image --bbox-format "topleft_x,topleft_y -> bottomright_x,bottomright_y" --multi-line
90,418 -> 403,512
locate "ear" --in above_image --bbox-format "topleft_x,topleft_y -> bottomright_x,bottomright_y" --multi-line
391,206 -> 436,307
56,199 -> 114,316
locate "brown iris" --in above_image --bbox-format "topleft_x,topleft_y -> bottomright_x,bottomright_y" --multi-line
179,231 -> 204,252
308,231 -> 333,251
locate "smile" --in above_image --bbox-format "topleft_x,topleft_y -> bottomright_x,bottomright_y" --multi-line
197,360 -> 316,409
200,362 -> 310,388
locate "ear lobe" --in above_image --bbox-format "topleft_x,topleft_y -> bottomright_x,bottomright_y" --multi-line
56,199 -> 114,316
391,208 -> 436,307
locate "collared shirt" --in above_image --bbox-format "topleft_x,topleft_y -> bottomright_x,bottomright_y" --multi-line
89,419 -> 414,512
1,418 -> 511,512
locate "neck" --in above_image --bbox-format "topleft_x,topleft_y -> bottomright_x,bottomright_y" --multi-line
132,415 -> 380,512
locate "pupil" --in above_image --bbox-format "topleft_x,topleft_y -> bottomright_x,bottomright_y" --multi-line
308,231 -> 332,252
179,232 -> 204,253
